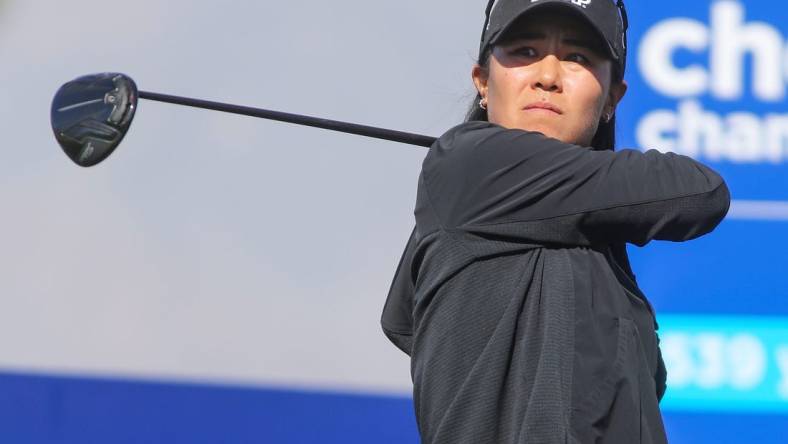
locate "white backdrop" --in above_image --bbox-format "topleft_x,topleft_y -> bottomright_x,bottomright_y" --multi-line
0,0 -> 486,395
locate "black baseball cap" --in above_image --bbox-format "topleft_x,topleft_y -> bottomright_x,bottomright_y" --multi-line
479,0 -> 629,78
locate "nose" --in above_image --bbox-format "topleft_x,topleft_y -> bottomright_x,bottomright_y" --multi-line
532,55 -> 562,93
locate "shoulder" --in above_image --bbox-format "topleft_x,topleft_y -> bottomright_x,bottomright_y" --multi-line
429,121 -> 539,152
432,121 -> 500,146
424,121 -> 549,171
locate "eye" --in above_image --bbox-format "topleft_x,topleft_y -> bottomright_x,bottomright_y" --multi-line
565,52 -> 591,65
513,46 -> 538,57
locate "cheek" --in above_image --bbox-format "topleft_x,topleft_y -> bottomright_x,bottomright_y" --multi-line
563,75 -> 607,115
489,67 -> 530,103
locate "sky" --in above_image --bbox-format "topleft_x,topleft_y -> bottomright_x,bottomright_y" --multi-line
0,0 -> 489,395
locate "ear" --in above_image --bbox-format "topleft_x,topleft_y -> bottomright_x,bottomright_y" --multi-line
605,79 -> 628,117
472,64 -> 489,99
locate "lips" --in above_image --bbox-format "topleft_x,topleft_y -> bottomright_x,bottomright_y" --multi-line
523,102 -> 563,114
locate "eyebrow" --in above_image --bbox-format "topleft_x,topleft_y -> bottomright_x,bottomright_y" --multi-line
503,31 -> 605,55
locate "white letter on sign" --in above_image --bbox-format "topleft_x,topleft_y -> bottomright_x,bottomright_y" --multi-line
639,18 -> 709,98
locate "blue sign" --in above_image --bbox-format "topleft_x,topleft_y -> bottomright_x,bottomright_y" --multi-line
620,0 -> 788,202
621,1 -> 788,436
658,315 -> 788,412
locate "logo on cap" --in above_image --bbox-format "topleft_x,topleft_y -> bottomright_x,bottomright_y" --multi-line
531,0 -> 593,8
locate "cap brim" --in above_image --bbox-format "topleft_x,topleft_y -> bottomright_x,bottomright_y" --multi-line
489,2 -> 619,61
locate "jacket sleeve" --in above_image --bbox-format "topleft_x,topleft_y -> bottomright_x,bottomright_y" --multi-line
421,122 -> 730,247
380,225 -> 417,356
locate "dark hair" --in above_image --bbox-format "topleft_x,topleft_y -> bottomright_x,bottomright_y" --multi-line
464,46 -> 623,152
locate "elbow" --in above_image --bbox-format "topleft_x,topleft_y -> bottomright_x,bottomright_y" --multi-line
710,178 -> 732,228
683,162 -> 731,239
643,177 -> 731,245
702,165 -> 732,230
676,178 -> 731,241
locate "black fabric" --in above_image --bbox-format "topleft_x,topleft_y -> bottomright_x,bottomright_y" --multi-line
380,121 -> 730,443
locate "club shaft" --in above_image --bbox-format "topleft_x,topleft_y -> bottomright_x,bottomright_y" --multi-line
138,91 -> 436,148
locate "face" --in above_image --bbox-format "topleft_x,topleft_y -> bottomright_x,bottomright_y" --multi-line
472,9 -> 627,146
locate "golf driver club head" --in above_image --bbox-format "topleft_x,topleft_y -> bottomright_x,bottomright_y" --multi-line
51,73 -> 138,167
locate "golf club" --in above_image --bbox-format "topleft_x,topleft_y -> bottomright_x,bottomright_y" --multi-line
51,73 -> 437,167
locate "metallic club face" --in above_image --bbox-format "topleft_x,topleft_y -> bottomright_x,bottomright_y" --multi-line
51,73 -> 138,167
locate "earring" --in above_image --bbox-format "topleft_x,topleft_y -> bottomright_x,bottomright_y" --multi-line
479,97 -> 488,110
603,112 -> 613,123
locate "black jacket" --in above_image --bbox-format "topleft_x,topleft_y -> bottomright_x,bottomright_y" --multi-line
381,121 -> 730,443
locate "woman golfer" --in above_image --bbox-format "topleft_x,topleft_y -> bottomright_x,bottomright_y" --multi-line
381,0 -> 729,443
